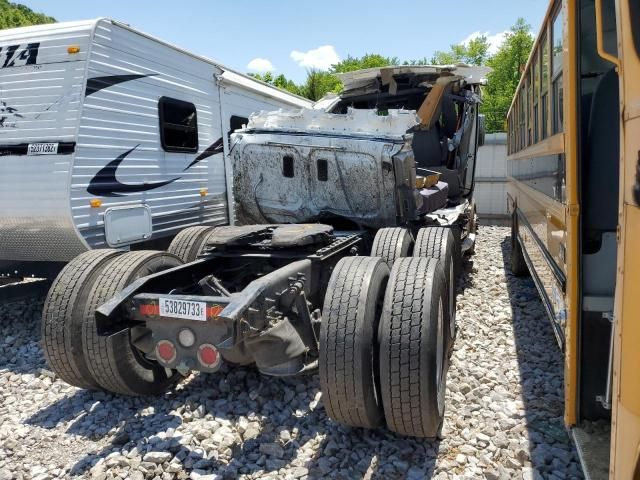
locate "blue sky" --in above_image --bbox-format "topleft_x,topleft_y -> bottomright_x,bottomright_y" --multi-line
23,0 -> 547,82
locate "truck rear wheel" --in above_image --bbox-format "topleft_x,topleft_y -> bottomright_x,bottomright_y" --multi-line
167,226 -> 216,263
41,249 -> 124,389
371,227 -> 413,267
414,227 -> 458,348
82,251 -> 183,396
510,213 -> 529,277
379,257 -> 447,437
320,256 -> 389,429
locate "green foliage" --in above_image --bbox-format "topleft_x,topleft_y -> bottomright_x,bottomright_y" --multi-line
402,57 -> 430,66
431,36 -> 491,66
331,53 -> 398,73
299,69 -> 341,101
483,18 -> 534,132
0,0 -> 54,29
302,53 -> 397,100
249,71 -> 302,96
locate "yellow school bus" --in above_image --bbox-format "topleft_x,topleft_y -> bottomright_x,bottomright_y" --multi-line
506,0 -> 640,477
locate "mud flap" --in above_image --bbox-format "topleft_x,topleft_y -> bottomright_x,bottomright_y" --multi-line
245,318 -> 307,376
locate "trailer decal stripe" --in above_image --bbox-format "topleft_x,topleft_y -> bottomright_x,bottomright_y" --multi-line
183,137 -> 224,170
85,74 -> 158,97
87,145 -> 180,197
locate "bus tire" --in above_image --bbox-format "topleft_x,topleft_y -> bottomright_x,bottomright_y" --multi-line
379,257 -> 447,438
320,256 -> 389,429
510,214 -> 529,277
414,227 -> 458,350
371,227 -> 413,267
167,226 -> 215,263
82,251 -> 183,396
41,249 -> 124,390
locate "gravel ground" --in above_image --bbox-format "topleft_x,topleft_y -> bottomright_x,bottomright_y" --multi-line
0,226 -> 584,480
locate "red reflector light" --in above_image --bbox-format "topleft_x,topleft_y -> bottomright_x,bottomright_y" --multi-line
156,340 -> 176,363
207,305 -> 224,318
140,304 -> 159,316
198,343 -> 220,368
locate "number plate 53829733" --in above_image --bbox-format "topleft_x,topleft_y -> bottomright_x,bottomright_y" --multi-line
159,297 -> 206,321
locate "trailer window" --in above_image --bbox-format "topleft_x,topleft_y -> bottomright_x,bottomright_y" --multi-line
229,115 -> 248,142
230,115 -> 248,133
158,97 -> 198,153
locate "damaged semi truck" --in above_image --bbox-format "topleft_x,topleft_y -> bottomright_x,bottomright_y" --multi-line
42,65 -> 488,437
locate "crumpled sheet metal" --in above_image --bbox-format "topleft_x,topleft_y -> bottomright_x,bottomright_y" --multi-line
246,107 -> 419,138
425,200 -> 470,226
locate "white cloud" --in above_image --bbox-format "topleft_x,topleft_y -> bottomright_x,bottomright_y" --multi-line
460,30 -> 509,55
247,58 -> 274,72
290,45 -> 340,70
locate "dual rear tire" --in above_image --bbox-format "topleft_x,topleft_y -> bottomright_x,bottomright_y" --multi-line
42,250 -> 183,395
320,252 -> 450,437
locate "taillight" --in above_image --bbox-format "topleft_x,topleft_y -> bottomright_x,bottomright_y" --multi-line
198,343 -> 221,369
156,340 -> 176,363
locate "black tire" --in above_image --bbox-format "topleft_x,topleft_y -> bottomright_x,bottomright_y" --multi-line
380,257 -> 448,437
319,256 -> 389,429
414,227 -> 458,349
371,227 -> 413,267
82,251 -> 183,396
510,213 -> 529,277
167,226 -> 215,263
41,249 -> 124,389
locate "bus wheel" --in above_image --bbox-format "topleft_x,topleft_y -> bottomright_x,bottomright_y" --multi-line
167,226 -> 216,263
41,249 -> 125,390
414,227 -> 458,351
510,214 -> 529,277
371,227 -> 413,267
82,251 -> 183,396
319,256 -> 389,429
379,257 -> 447,438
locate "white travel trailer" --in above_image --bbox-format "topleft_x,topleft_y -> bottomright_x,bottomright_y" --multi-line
0,18 -> 311,263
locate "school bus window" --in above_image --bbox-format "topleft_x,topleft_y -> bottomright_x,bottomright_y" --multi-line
533,52 -> 540,143
541,33 -> 550,140
527,73 -> 533,145
523,79 -> 529,147
552,7 -> 564,133
513,102 -> 516,151
518,88 -> 526,148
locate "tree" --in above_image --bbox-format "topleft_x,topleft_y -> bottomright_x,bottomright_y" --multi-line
483,18 -> 534,132
331,53 -> 398,73
431,36 -> 491,66
248,71 -> 302,96
0,0 -> 54,29
300,69 -> 341,101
